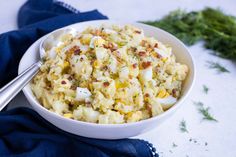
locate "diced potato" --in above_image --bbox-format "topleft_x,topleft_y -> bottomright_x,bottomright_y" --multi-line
52,101 -> 68,115
127,111 -> 142,123
98,110 -> 124,124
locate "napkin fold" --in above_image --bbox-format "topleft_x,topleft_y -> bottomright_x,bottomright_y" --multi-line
0,108 -> 156,157
0,0 -> 158,156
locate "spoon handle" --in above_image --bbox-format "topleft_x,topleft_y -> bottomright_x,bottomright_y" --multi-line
0,61 -> 42,111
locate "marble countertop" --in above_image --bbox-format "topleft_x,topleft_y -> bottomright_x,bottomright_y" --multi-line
1,0 -> 236,156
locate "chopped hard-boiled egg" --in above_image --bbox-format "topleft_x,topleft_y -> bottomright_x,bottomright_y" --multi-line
98,110 -> 124,124
154,48 -> 170,58
63,113 -> 73,119
89,36 -> 105,48
103,28 -> 117,34
119,66 -> 129,81
157,95 -> 177,105
95,47 -> 109,60
76,87 -> 92,101
73,106 -> 99,123
108,55 -> 118,73
51,101 -> 68,115
140,67 -> 153,82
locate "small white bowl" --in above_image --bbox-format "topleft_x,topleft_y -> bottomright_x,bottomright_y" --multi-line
18,20 -> 195,139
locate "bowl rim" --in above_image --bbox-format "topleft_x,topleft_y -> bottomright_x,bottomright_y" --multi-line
19,20 -> 196,128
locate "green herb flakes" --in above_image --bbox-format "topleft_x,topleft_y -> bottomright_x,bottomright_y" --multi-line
179,119 -> 188,133
193,101 -> 218,122
203,85 -> 209,94
206,61 -> 230,73
143,8 -> 236,60
172,143 -> 178,148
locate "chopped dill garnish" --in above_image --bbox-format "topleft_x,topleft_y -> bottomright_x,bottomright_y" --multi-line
179,120 -> 188,133
172,143 -> 178,148
206,61 -> 230,73
198,107 -> 218,122
143,8 -> 236,60
203,85 -> 209,94
143,9 -> 204,45
193,101 -> 218,122
193,101 -> 204,107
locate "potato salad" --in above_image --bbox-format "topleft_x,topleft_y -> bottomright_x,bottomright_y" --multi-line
31,24 -> 188,124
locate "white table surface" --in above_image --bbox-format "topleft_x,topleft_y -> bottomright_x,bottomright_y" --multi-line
1,0 -> 236,156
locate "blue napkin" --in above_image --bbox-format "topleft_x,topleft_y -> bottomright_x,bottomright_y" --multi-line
0,108 -> 157,157
0,0 -> 158,157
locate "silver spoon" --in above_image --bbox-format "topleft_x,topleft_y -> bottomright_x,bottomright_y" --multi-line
0,28 -> 77,111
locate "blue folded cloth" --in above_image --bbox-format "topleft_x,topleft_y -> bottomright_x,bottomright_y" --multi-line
0,0 -> 158,156
0,108 -> 157,157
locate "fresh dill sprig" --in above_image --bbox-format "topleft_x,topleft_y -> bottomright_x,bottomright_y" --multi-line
143,9 -> 204,45
193,101 -> 204,107
193,101 -> 218,122
203,85 -> 209,94
206,61 -> 230,73
198,107 -> 218,122
179,120 -> 188,133
143,8 -> 236,60
172,143 -> 178,148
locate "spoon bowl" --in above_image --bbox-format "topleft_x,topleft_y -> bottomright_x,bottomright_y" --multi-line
39,28 -> 78,59
0,27 -> 77,111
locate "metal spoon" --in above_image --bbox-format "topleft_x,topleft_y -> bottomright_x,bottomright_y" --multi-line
0,28 -> 77,111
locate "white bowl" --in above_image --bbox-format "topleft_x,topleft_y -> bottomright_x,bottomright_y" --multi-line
18,20 -> 195,139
